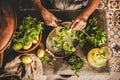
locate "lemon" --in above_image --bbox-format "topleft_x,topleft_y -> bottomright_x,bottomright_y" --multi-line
23,42 -> 32,50
21,55 -> 33,64
37,49 -> 45,58
55,27 -> 63,36
12,43 -> 23,51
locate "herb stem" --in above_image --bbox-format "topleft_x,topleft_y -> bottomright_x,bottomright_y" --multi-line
81,30 -> 90,38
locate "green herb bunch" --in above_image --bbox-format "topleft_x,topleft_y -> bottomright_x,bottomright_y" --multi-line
79,17 -> 107,47
68,56 -> 85,76
40,55 -> 50,64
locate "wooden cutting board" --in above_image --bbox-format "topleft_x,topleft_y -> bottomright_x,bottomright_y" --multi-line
0,1 -> 16,53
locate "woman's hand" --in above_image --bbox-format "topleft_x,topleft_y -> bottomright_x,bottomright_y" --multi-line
70,14 -> 88,31
70,0 -> 100,31
41,8 -> 61,27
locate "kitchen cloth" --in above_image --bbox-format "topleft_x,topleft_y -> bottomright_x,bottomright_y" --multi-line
0,53 -> 46,80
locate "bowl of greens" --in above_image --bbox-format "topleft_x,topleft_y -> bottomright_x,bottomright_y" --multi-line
11,16 -> 44,53
46,21 -> 79,58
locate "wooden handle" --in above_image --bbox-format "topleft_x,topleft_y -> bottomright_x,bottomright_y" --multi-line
0,52 -> 4,68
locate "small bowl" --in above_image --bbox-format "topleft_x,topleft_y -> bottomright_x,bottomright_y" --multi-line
15,32 -> 42,53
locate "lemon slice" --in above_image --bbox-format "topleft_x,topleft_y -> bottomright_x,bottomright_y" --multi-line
93,49 -> 106,63
99,47 -> 109,59
37,49 -> 45,58
21,55 -> 33,65
23,42 -> 32,50
55,27 -> 63,36
32,35 -> 39,44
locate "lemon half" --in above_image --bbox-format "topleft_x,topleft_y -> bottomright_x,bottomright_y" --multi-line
21,55 -> 33,65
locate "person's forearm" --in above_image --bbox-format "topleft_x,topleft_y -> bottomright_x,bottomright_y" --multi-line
31,0 -> 45,10
81,0 -> 100,19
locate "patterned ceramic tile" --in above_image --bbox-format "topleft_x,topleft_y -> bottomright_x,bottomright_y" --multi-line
114,10 -> 120,27
106,10 -> 115,27
108,0 -> 120,10
106,10 -> 120,27
107,26 -> 120,40
108,40 -> 120,56
109,56 -> 120,72
106,0 -> 120,72
98,0 -> 108,9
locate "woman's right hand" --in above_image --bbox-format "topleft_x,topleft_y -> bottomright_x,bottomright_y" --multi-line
41,8 -> 61,27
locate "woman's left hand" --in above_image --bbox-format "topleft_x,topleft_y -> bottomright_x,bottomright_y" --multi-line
70,14 -> 88,31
